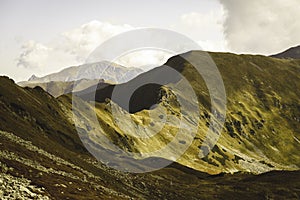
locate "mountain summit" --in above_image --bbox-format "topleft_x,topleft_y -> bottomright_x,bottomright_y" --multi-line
271,45 -> 300,59
18,61 -> 143,97
21,61 -> 143,84
28,74 -> 39,81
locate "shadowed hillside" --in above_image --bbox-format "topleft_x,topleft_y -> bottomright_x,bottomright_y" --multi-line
74,51 -> 300,174
271,45 -> 300,59
18,79 -> 107,97
0,50 -> 299,199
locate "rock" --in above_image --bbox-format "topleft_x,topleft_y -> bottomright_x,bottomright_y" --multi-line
20,185 -> 36,198
54,183 -> 67,188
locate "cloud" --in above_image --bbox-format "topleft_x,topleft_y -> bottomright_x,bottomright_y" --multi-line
17,40 -> 51,69
197,40 -> 228,52
17,21 -> 133,75
17,20 -> 174,76
173,9 -> 228,52
179,12 -> 224,40
219,0 -> 300,54
59,20 -> 132,62
17,13 -> 230,78
115,50 -> 172,71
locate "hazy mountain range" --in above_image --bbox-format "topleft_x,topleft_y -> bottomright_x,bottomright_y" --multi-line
0,48 -> 299,199
18,61 -> 143,97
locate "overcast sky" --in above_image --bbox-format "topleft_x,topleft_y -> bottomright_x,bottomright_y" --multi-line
0,0 -> 299,81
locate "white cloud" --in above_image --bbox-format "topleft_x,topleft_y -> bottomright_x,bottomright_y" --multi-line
172,9 -> 228,52
18,40 -> 51,69
115,50 -> 172,71
17,21 -> 133,75
17,20 -> 174,76
59,20 -> 132,62
197,40 -> 228,52
219,0 -> 300,54
17,13 -> 230,79
180,12 -> 224,39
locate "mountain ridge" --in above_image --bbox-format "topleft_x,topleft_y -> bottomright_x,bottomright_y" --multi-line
19,61 -> 143,84
0,49 -> 299,199
74,50 -> 300,174
271,45 -> 300,59
18,61 -> 143,97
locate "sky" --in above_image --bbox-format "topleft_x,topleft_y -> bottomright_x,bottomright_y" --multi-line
0,0 -> 299,81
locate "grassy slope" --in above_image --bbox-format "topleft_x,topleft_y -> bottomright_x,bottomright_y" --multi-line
76,51 -> 300,174
17,79 -> 102,97
0,51 -> 299,199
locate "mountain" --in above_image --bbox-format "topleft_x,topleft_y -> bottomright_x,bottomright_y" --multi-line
0,50 -> 300,199
21,61 -> 143,84
28,74 -> 38,81
18,61 -> 143,97
18,79 -> 106,97
271,45 -> 300,59
0,76 -> 208,199
0,76 -> 299,199
76,51 -> 300,174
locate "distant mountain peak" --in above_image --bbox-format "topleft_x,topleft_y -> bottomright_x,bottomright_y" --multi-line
271,45 -> 300,59
22,61 -> 143,84
18,61 -> 144,97
28,74 -> 39,81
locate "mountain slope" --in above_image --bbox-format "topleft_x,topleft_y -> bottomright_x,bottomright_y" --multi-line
271,45 -> 300,59
0,76 -> 204,199
19,61 -> 143,84
75,51 -> 300,174
18,79 -> 106,97
2,76 -> 300,199
17,61 -> 143,97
